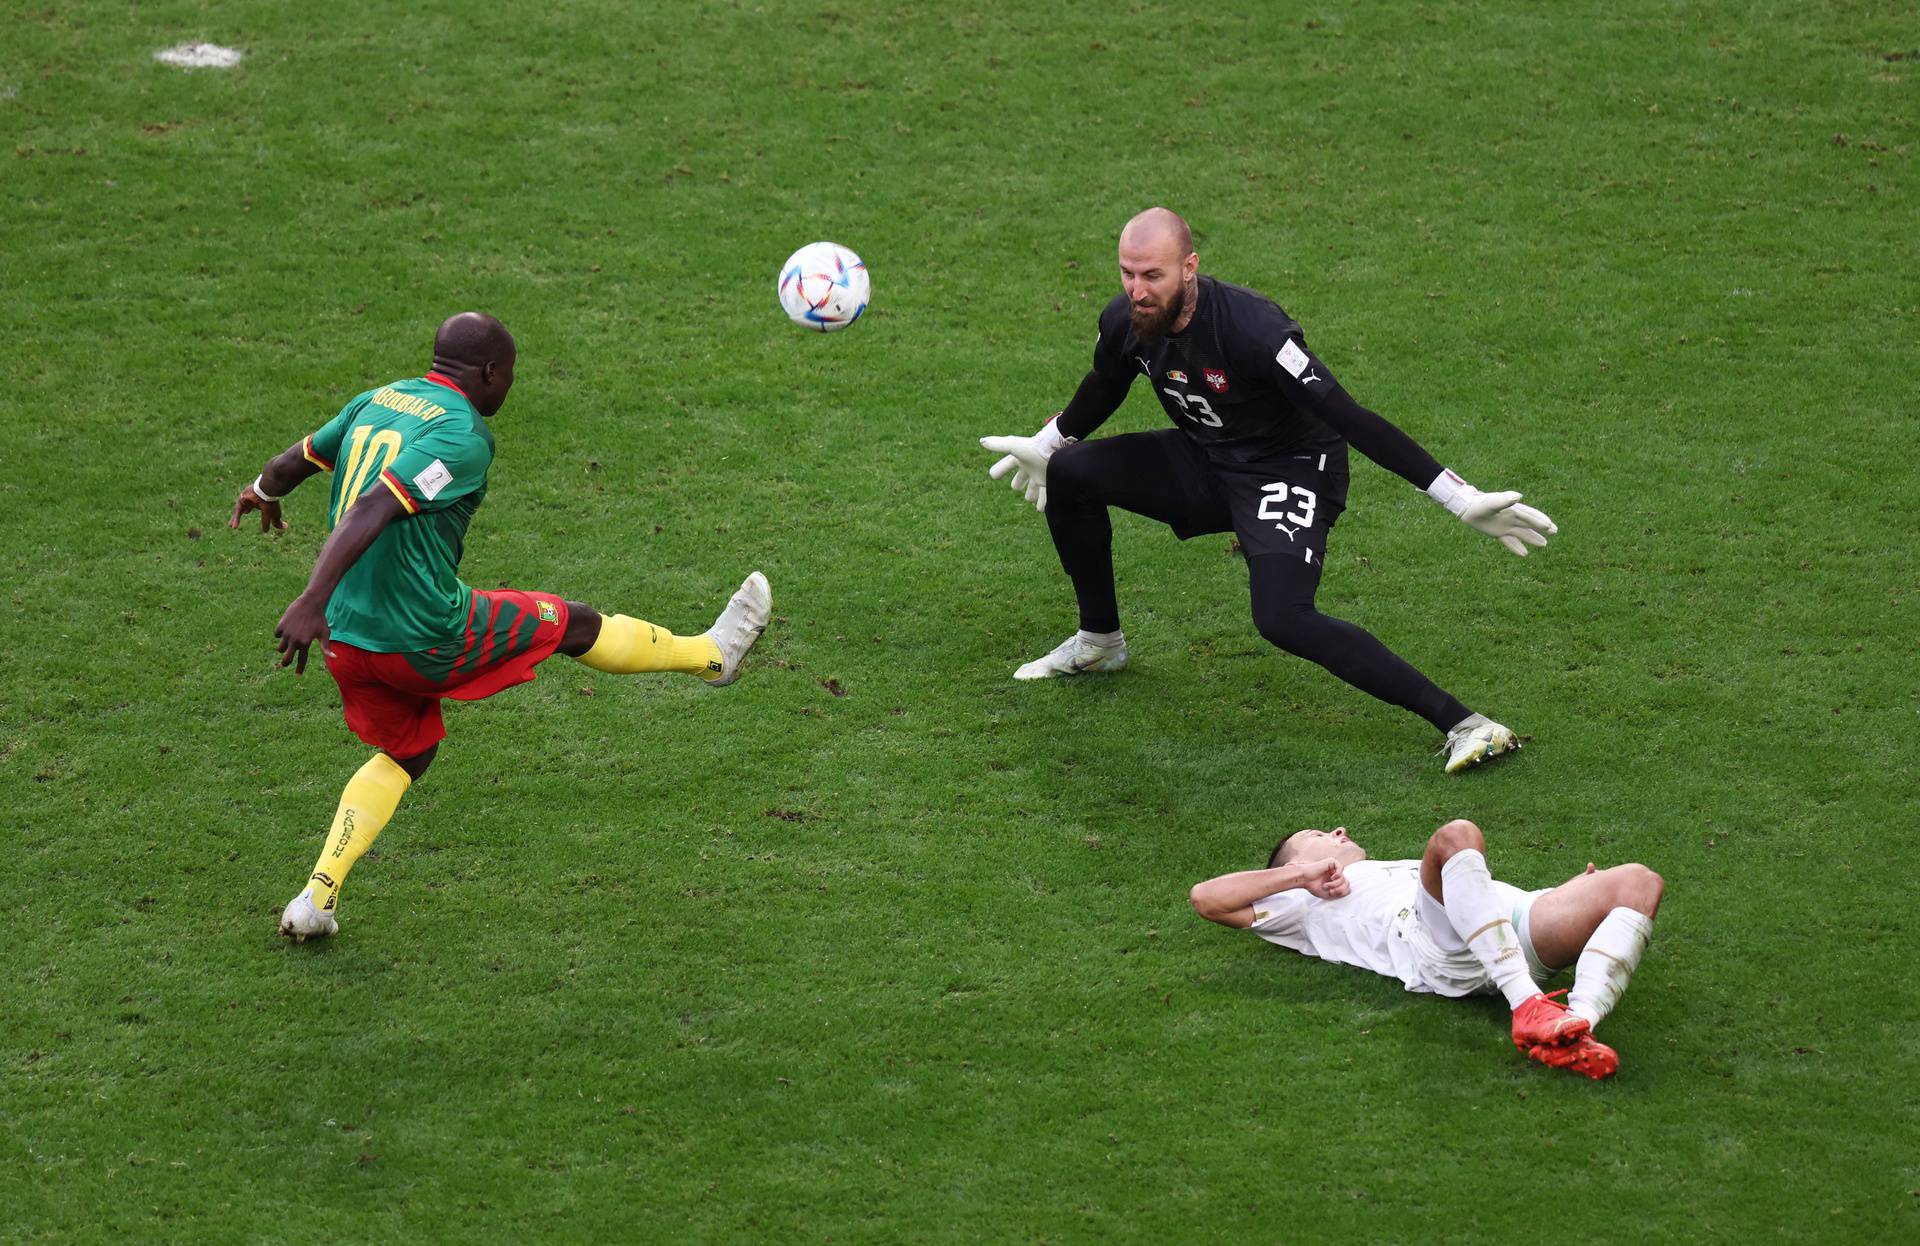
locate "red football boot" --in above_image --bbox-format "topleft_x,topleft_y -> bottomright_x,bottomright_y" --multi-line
1511,989 -> 1591,1051
1526,1034 -> 1620,1080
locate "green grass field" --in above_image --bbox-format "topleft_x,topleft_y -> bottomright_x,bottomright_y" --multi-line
5,1 -> 1917,1239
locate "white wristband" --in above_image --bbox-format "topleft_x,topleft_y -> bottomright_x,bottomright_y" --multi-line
1425,468 -> 1471,513
250,474 -> 283,503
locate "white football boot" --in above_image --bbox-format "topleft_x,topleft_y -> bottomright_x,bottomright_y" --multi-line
279,888 -> 339,942
1013,632 -> 1129,681
702,571 -> 771,688
1443,714 -> 1519,773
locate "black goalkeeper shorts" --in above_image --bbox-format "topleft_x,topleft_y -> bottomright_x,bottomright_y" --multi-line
1049,428 -> 1350,565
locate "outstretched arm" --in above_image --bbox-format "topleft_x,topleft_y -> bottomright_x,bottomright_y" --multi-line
273,487 -> 405,674
980,305 -> 1136,513
979,369 -> 1134,514
1421,468 -> 1558,557
1300,383 -> 1443,488
1293,375 -> 1557,557
979,375 -> 1132,514
1189,858 -> 1349,929
1262,333 -> 1557,556
230,441 -> 323,533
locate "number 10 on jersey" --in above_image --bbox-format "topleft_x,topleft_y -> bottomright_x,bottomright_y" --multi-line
334,426 -> 403,525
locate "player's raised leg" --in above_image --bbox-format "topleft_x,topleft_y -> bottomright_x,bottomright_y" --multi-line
1524,862 -> 1663,1032
281,745 -> 433,942
1416,819 -> 1600,1068
1486,863 -> 1660,1079
559,571 -> 770,687
1419,821 -> 1562,1022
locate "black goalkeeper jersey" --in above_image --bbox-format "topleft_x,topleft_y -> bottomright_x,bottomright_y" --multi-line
1056,274 -> 1442,488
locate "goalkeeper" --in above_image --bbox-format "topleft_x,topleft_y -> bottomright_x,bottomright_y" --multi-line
980,208 -> 1556,772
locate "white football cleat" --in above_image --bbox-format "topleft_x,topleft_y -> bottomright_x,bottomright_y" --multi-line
279,889 -> 339,942
1443,715 -> 1519,773
1013,632 -> 1129,681
702,571 -> 771,687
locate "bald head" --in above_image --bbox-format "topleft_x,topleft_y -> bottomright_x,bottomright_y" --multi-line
433,311 -> 514,368
1117,207 -> 1199,343
430,312 -> 516,417
1119,206 -> 1193,263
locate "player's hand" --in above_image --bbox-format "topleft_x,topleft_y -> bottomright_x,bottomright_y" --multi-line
980,416 -> 1072,513
275,594 -> 329,675
1454,488 -> 1556,556
230,483 -> 287,533
1303,858 -> 1350,901
1427,470 -> 1556,557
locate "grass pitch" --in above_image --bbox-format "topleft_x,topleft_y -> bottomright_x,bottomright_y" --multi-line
5,2 -> 1917,1240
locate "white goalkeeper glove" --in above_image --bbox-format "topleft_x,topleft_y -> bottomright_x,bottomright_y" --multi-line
1426,468 -> 1558,557
980,415 -> 1074,513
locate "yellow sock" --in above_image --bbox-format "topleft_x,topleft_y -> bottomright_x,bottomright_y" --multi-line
306,753 -> 412,914
575,613 -> 723,679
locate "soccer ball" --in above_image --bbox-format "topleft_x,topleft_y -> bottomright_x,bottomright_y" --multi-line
777,241 -> 869,332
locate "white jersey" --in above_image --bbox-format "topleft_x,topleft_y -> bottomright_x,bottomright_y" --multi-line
1248,859 -> 1538,997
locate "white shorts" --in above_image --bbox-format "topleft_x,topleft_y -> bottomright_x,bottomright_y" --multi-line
1407,881 -> 1553,997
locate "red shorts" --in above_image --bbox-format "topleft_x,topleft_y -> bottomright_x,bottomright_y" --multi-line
325,590 -> 570,758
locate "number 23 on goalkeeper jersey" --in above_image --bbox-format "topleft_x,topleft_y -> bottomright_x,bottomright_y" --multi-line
301,373 -> 495,653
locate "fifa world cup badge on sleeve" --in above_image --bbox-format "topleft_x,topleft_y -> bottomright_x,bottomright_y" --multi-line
413,459 -> 453,501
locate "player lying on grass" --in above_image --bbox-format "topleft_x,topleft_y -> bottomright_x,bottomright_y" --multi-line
981,207 -> 1555,773
230,312 -> 770,942
1190,818 -> 1661,1078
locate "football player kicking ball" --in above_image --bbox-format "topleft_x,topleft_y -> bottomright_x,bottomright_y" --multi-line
230,312 -> 771,941
981,206 -> 1556,773
1190,819 -> 1662,1078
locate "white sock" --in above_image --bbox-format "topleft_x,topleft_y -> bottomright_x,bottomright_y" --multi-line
1076,629 -> 1123,648
1440,849 -> 1537,1010
1448,712 -> 1488,734
1567,907 -> 1654,1028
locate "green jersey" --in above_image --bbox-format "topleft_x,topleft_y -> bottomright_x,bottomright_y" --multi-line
303,374 -> 495,652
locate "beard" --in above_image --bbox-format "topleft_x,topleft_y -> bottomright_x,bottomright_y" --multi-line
1129,278 -> 1191,344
